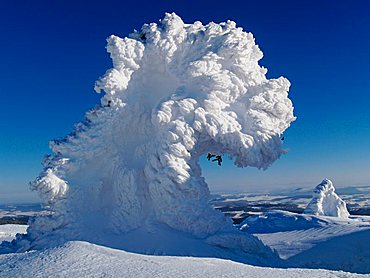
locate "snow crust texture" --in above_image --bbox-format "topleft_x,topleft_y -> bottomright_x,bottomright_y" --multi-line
305,179 -> 350,218
240,210 -> 329,234
239,210 -> 370,273
4,13 -> 295,257
1,241 -> 365,278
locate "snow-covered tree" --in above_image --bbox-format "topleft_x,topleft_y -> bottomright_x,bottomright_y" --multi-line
4,14 -> 295,261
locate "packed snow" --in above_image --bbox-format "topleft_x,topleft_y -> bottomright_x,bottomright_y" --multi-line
305,179 -> 350,218
0,239 -> 367,278
2,13 -> 295,264
241,211 -> 370,274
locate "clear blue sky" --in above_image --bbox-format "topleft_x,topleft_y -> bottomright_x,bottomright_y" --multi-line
1,0 -> 369,203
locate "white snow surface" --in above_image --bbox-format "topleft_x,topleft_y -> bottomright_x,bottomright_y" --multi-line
3,13 -> 295,261
240,210 -> 370,274
0,240 -> 366,278
305,179 -> 350,218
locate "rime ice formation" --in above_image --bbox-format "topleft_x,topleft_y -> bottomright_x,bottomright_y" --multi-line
3,13 -> 295,259
304,179 -> 350,218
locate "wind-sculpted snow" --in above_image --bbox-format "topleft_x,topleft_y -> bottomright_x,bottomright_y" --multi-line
305,179 -> 350,218
2,13 -> 295,261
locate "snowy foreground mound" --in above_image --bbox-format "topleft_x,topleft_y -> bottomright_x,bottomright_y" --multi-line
1,13 -> 295,262
0,241 -> 366,278
305,179 -> 350,218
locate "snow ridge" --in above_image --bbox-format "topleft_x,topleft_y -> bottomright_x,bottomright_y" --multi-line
304,179 -> 350,218
2,13 -> 295,260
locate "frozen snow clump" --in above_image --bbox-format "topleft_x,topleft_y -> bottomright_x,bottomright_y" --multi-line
304,179 -> 350,218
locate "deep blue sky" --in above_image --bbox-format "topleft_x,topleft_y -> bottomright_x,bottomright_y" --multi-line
1,0 -> 369,203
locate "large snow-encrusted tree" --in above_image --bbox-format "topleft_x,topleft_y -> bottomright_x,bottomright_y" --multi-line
3,14 -> 295,262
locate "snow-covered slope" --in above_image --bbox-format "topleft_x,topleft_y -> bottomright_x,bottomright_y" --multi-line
2,212 -> 370,275
305,179 -> 350,218
240,210 -> 329,234
287,227 -> 370,274
3,13 -> 295,262
0,240 -> 366,278
241,210 -> 370,274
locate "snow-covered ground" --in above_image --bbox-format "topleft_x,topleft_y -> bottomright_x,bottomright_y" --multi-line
208,182 -> 370,274
241,211 -> 370,273
0,238 -> 367,278
2,184 -> 370,275
1,211 -> 370,276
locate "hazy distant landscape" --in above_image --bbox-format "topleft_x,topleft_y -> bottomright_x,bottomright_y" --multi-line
0,203 -> 45,225
212,185 -> 370,224
2,185 -> 369,226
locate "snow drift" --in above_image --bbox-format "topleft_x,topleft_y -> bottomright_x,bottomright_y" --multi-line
2,13 -> 295,261
304,179 -> 350,218
2,240 -> 368,278
239,210 -> 329,234
237,210 -> 370,273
